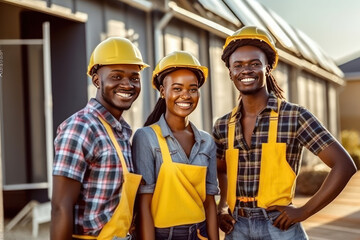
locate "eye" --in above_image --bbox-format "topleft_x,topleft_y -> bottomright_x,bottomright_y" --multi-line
189,88 -> 198,93
111,75 -> 122,80
131,77 -> 140,82
173,87 -> 181,92
251,62 -> 262,67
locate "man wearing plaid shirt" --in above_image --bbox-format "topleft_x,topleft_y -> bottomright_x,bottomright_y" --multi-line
213,26 -> 356,239
51,37 -> 148,240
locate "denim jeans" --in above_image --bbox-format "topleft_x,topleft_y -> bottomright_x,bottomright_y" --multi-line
112,235 -> 132,240
155,220 -> 208,240
225,207 -> 308,240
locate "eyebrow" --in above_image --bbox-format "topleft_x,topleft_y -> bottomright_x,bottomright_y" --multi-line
171,83 -> 198,87
111,70 -> 140,75
233,59 -> 262,63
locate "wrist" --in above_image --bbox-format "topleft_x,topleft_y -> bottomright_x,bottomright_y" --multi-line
217,206 -> 229,216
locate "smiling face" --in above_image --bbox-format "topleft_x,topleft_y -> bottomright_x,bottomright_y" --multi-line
160,69 -> 200,120
93,64 -> 141,119
228,45 -> 269,96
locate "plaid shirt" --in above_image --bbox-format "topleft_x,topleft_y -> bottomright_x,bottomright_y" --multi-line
53,98 -> 133,236
212,93 -> 335,206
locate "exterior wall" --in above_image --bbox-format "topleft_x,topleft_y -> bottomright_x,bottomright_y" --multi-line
0,3 -> 28,185
277,62 -> 340,167
339,79 -> 360,133
272,61 -> 290,100
208,34 -> 238,123
0,1 -> 87,214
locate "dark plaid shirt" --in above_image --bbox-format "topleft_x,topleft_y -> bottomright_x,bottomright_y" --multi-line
212,94 -> 335,205
53,98 -> 133,236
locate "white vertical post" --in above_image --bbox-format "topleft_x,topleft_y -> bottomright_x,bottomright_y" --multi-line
0,45 -> 4,240
42,22 -> 53,200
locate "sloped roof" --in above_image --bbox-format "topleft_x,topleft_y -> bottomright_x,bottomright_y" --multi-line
338,55 -> 360,80
127,0 -> 344,82
203,0 -> 343,78
339,55 -> 360,73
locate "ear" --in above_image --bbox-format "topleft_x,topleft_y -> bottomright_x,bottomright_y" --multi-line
159,85 -> 165,98
92,74 -> 100,89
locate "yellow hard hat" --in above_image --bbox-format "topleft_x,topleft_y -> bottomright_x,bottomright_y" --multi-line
87,37 -> 149,76
223,26 -> 278,69
152,51 -> 208,90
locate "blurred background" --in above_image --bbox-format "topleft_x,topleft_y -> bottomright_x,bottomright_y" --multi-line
0,0 -> 359,239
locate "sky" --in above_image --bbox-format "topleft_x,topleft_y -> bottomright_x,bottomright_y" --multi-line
256,0 -> 360,64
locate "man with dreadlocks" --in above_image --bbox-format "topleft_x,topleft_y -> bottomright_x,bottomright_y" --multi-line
213,26 -> 356,239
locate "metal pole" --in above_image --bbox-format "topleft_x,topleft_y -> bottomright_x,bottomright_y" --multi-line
42,22 -> 53,200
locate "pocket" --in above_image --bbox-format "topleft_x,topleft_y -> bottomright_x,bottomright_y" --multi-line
266,211 -> 281,224
197,152 -> 211,166
267,222 -> 308,239
258,143 -> 296,208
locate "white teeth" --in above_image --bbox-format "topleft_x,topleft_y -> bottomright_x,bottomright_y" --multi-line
116,93 -> 132,98
241,78 -> 255,82
176,103 -> 191,107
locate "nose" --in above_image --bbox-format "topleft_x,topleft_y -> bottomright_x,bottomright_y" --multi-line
119,77 -> 134,89
241,64 -> 254,73
180,90 -> 191,99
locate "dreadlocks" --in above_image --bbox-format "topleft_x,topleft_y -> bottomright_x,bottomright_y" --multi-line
266,66 -> 285,99
222,39 -> 285,99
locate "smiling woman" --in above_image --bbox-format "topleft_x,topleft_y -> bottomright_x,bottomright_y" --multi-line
160,69 -> 200,121
132,51 -> 220,240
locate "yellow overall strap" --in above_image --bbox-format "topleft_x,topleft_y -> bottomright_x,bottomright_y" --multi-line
268,101 -> 280,143
96,116 -> 142,239
98,117 -> 129,174
228,106 -> 238,149
150,124 -> 172,164
226,106 -> 240,213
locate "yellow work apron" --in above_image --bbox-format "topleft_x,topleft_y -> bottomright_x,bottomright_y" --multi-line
257,100 -> 296,208
150,124 -> 207,228
226,99 -> 296,211
72,117 -> 142,240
